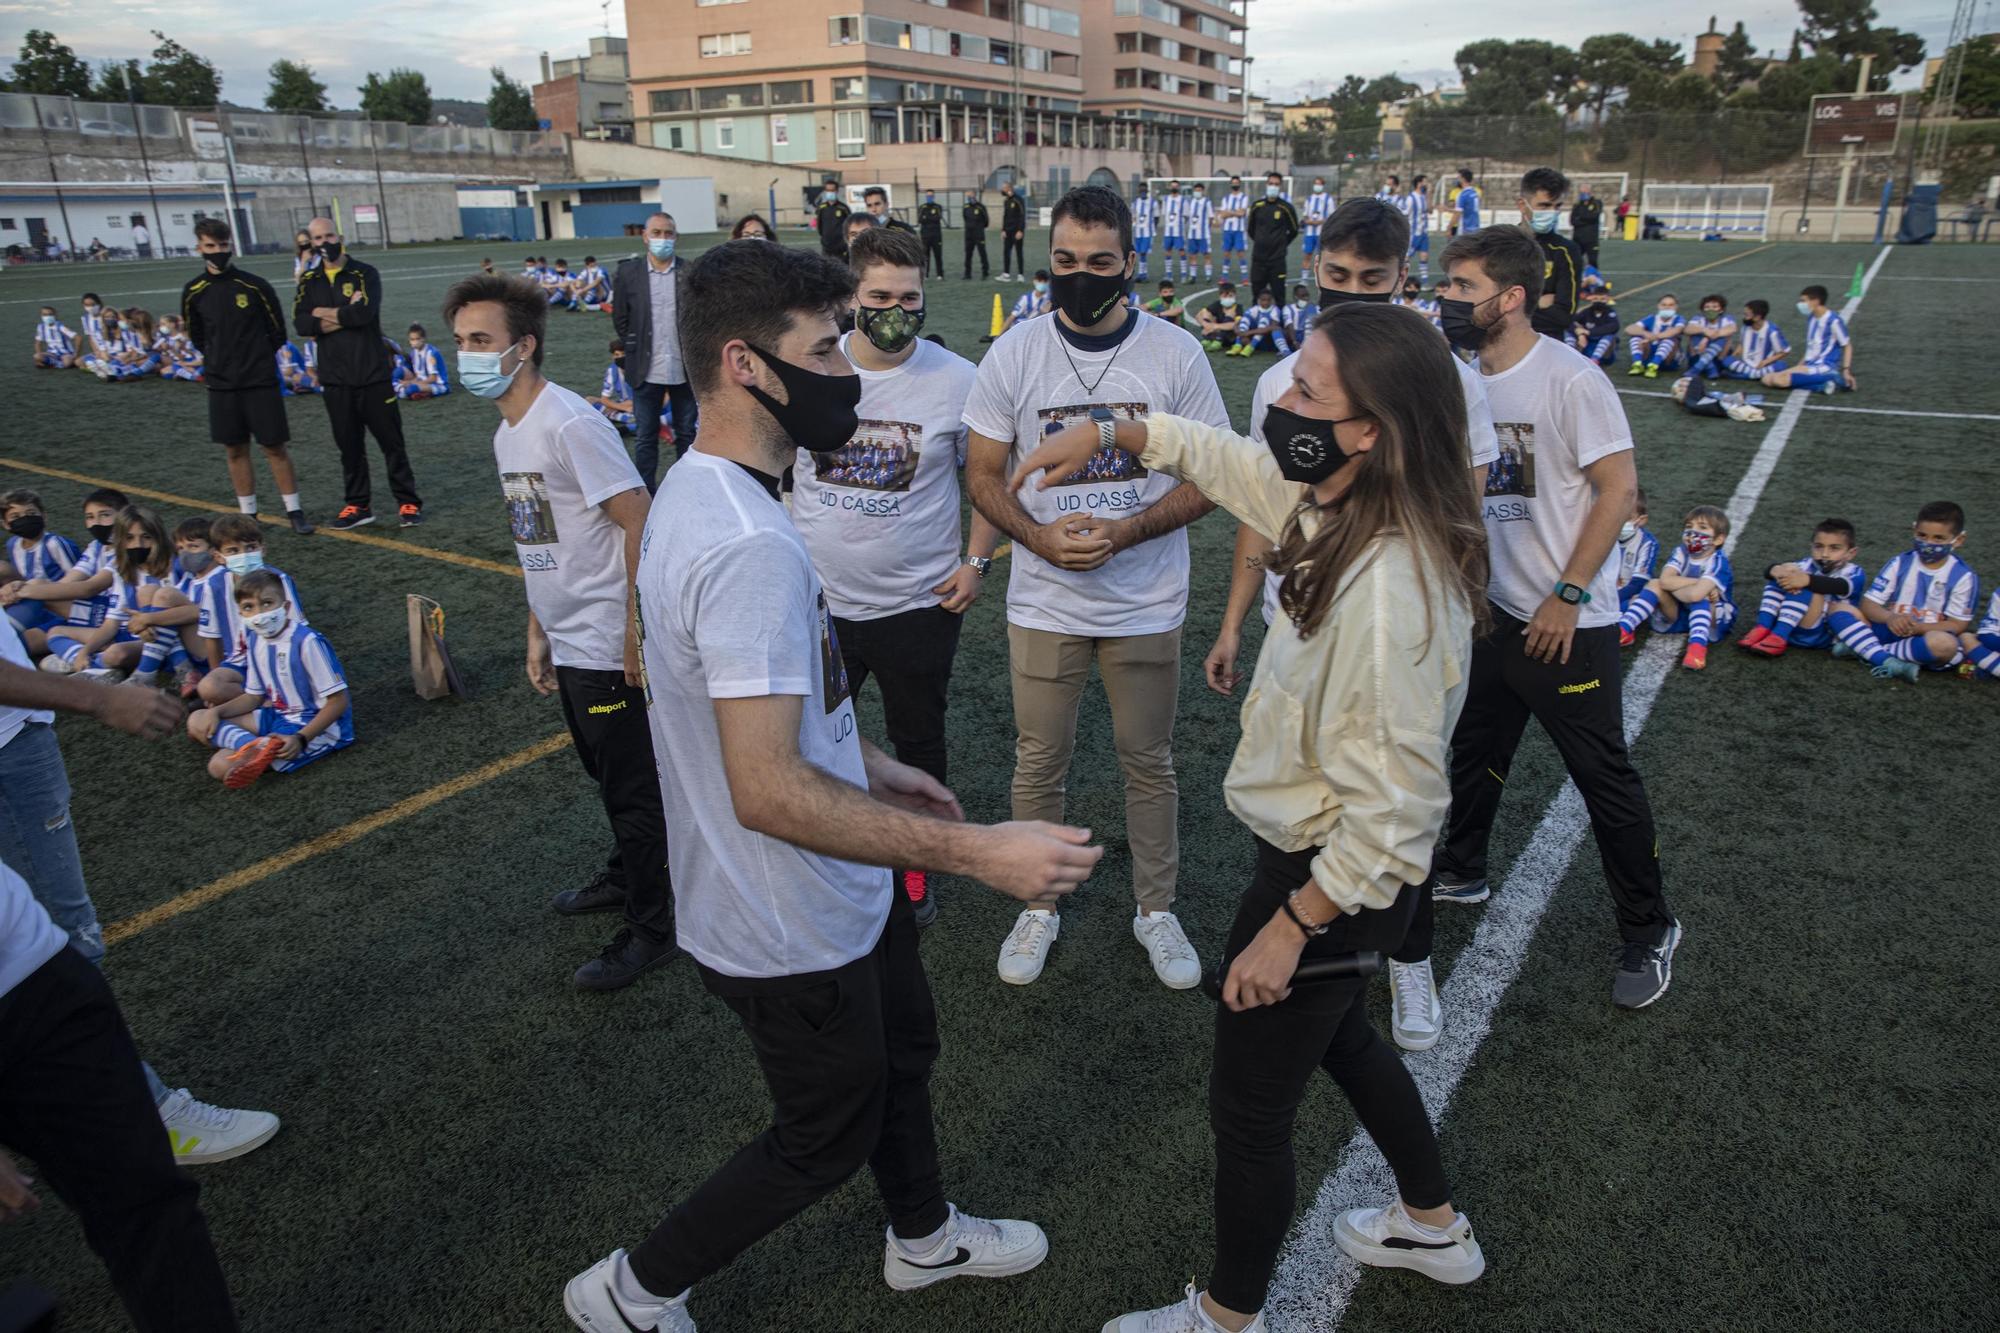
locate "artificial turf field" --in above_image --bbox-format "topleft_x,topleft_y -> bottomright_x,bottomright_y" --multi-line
3,228 -> 1997,1332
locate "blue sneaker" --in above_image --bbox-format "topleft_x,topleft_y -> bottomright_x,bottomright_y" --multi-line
1432,876 -> 1490,905
1830,641 -> 1856,660
1872,658 -> 1919,683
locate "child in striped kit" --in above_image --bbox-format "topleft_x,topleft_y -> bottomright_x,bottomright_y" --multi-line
1736,518 -> 1865,658
1957,591 -> 2000,680
1616,489 -> 1659,614
189,570 -> 353,789
33,307 -> 79,369
588,338 -> 637,434
1719,300 -> 1788,379
1618,504 -> 1735,670
39,505 -> 190,683
1826,501 -> 1979,683
190,514 -> 309,709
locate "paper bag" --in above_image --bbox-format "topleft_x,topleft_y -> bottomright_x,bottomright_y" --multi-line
407,594 -> 468,700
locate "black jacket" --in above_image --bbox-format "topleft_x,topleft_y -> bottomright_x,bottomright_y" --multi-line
1001,194 -> 1027,235
292,256 -> 394,386
917,201 -> 945,236
816,197 -> 852,254
884,217 -> 918,236
1570,196 -> 1604,240
182,267 -> 286,391
611,256 -> 688,387
1247,197 -> 1300,254
1531,230 -> 1583,341
962,202 -> 989,238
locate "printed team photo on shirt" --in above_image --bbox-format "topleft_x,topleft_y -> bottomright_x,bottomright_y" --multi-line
812,418 -> 922,493
1487,422 -> 1538,501
501,471 -> 559,546
1033,401 -> 1150,487
817,590 -> 851,715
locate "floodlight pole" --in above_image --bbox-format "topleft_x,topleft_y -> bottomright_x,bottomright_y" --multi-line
127,62 -> 166,256
1829,55 -> 1872,243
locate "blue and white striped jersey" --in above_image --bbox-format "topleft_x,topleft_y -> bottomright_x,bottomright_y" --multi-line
278,343 -> 305,376
1159,192 -> 1184,236
1637,311 -> 1686,337
1977,589 -> 2000,638
1802,310 -> 1850,368
406,343 -> 447,386
194,565 -> 308,662
1685,314 -> 1736,349
5,532 -> 78,583
1131,196 -> 1154,239
1396,190 -> 1427,237
1237,304 -> 1292,353
1010,291 -> 1053,322
34,319 -> 77,358
1864,550 -> 1979,624
1737,322 -> 1789,365
243,620 -> 352,736
66,541 -> 115,626
576,264 -> 608,299
1794,554 -> 1865,601
1282,300 -> 1317,345
1220,191 -> 1249,235
1183,194 -> 1214,235
1303,189 -> 1334,226
79,308 -> 104,344
1664,544 -> 1734,600
106,569 -> 165,625
601,362 -> 630,402
1618,528 -> 1660,589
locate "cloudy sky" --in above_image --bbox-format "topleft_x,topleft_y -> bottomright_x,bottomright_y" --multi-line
1,0 -> 1955,107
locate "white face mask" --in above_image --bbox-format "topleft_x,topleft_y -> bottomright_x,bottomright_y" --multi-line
1619,522 -> 1637,542
1795,300 -> 1813,317
1529,209 -> 1560,234
1658,305 -> 1677,320
1265,185 -> 1281,198
1312,183 -> 1326,193
246,606 -> 288,639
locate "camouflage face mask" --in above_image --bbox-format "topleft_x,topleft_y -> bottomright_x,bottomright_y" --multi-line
856,302 -> 926,355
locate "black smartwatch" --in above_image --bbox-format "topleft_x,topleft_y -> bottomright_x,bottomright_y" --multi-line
1088,404 -> 1117,454
1552,580 -> 1592,606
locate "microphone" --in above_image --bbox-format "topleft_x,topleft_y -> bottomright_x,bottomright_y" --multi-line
1200,950 -> 1383,1003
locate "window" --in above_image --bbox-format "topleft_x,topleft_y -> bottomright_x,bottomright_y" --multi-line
700,31 -> 752,56
0,218 -> 13,230
768,78 -> 812,106
991,39 -> 1013,64
697,83 -> 763,109
580,185 -> 642,203
835,108 -> 866,159
668,125 -> 685,148
832,75 -> 867,101
1194,15 -> 1228,38
597,102 -> 624,119
170,213 -> 187,226
1115,67 -> 1137,88
1159,38 -> 1180,58
956,33 -> 988,61
1024,45 -> 1047,71
1116,33 -> 1136,51
651,88 -> 692,113
716,118 -> 736,148
770,114 -> 790,146
829,14 -> 861,44
106,215 -> 124,228
1023,2 -> 1080,36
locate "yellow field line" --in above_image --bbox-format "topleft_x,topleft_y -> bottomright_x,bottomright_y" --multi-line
104,731 -> 573,945
0,456 -> 523,579
1613,243 -> 1774,300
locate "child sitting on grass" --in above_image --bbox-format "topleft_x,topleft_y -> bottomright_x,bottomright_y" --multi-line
1958,591 -> 2000,681
1226,288 -> 1293,358
587,338 -> 636,435
1624,293 -> 1684,378
1826,500 -> 1978,683
1616,488 -> 1659,616
188,569 -> 352,789
3,489 -> 78,643
395,324 -> 450,399
191,514 -> 308,710
33,306 -> 79,369
0,489 -> 124,655
1737,518 -> 1866,658
1618,503 -> 1735,670
41,506 -> 185,683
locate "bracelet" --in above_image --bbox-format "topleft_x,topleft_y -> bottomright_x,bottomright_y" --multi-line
1284,889 -> 1330,937
1279,897 -> 1316,941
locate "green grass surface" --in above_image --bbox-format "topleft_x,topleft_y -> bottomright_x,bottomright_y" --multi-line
3,233 -> 1997,1332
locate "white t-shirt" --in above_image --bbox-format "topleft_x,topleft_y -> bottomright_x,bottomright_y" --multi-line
0,616 -> 53,752
1249,341 -> 1501,626
492,379 -> 646,671
1476,336 -> 1633,627
0,856 -> 66,1001
638,451 -> 891,979
792,335 -> 978,621
962,310 -> 1230,637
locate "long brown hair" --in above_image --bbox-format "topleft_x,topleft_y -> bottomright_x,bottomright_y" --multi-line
114,504 -> 174,583
1272,303 -> 1490,650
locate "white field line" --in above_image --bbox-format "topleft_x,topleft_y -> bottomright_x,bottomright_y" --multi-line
1261,239 -> 1895,1332
1614,388 -> 2000,423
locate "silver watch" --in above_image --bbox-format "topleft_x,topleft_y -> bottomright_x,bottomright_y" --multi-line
966,556 -> 993,578
1089,404 -> 1117,453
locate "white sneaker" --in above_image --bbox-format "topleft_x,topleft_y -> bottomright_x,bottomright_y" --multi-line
1333,1197 -> 1484,1285
1103,1282 -> 1266,1331
76,667 -> 125,685
883,1203 -> 1048,1291
1133,911 -> 1201,990
128,669 -> 161,687
564,1250 -> 695,1331
37,653 -> 74,675
998,909 -> 1059,985
157,1089 -> 280,1164
1388,957 -> 1442,1052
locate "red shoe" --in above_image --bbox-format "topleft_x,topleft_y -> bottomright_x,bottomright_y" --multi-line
901,868 -> 928,903
1618,627 -> 1636,648
1682,643 -> 1708,671
223,735 -> 286,790
1746,635 -> 1788,658
1736,625 -> 1772,650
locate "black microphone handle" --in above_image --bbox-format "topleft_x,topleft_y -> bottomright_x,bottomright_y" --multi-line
1200,950 -> 1384,1001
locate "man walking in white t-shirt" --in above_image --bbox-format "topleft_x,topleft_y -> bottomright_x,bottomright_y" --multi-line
964,185 -> 1230,991
560,238 -> 1103,1333
792,227 -> 1002,928
444,272 -> 674,992
1395,225 -> 1679,1019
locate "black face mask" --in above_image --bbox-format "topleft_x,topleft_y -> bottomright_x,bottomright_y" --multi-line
1439,294 -> 1497,352
855,303 -> 926,356
1050,267 -> 1129,329
125,545 -> 153,566
318,240 -> 343,262
179,549 -> 215,576
7,514 -> 46,541
745,345 -> 861,454
1260,403 -> 1363,485
205,250 -> 233,272
88,522 -> 115,545
1317,286 -> 1396,310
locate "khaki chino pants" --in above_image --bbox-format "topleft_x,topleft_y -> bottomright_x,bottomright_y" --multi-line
1006,624 -> 1181,912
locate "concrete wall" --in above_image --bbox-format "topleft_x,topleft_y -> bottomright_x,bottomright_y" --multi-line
568,138 -> 823,232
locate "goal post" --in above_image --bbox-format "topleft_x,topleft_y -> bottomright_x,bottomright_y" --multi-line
1638,183 -> 1774,240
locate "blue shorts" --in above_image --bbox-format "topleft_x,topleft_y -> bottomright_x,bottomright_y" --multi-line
1161,235 -> 1182,251
1789,620 -> 1836,649
1302,233 -> 1321,255
1410,232 -> 1430,254
1787,363 -> 1846,391
1185,236 -> 1210,255
1135,236 -> 1152,254
1652,598 -> 1737,635
1222,232 -> 1245,252
238,707 -> 353,772
5,601 -> 63,633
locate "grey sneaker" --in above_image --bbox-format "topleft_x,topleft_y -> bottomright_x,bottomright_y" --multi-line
1612,919 -> 1682,1009
574,928 -> 677,992
1872,658 -> 1919,683
1432,876 -> 1490,905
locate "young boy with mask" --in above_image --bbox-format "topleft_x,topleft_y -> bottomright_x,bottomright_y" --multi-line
1196,282 -> 1241,350
395,324 -> 450,399
1624,294 -> 1685,377
1144,280 -> 1185,323
1000,271 -> 1054,335
1682,294 -> 1736,379
1737,518 -> 1866,658
1520,167 -> 1581,341
33,307 -> 79,369
1616,489 -> 1659,615
1617,504 -> 1735,670
1226,289 -> 1292,357
1184,183 -> 1215,281
1282,284 -> 1317,349
1719,300 -> 1789,379
1957,591 -> 2000,681
2,491 -> 79,646
791,225 -> 998,927
188,570 -> 352,789
1826,500 -> 1978,683
1762,285 -> 1855,393
1219,177 -> 1249,280
0,489 -> 123,656
589,337 -> 637,433
1572,293 -> 1621,367
190,514 -> 308,709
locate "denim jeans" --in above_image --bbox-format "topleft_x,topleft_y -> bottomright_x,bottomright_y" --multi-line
630,379 -> 699,489
0,721 -> 169,1104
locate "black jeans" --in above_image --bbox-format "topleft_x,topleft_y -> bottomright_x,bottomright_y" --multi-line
1575,233 -> 1600,269
1395,606 -> 1670,963
0,948 -> 237,1332
963,236 -> 989,279
1249,251 -> 1288,303
1208,839 -> 1447,1314
323,382 -> 421,511
631,380 -> 699,489
556,667 -> 672,947
628,894 -> 948,1296
1002,233 -> 1026,275
833,605 -> 963,785
921,233 -> 945,278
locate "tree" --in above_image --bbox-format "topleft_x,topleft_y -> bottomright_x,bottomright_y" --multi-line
9,29 -> 91,98
1453,39 -> 1580,115
1794,0 -> 1925,81
486,66 -> 537,131
267,59 -> 329,113
1577,33 -> 1683,120
90,60 -> 141,104
143,32 -> 219,106
360,68 -> 433,125
1937,39 -> 2000,119
1715,21 -> 1760,91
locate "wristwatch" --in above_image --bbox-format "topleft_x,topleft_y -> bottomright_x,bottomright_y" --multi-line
966,556 -> 993,578
1088,404 -> 1117,454
1553,580 -> 1593,606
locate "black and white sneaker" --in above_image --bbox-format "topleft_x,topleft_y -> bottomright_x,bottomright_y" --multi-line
1432,875 -> 1490,905
563,1249 -> 695,1331
882,1203 -> 1048,1291
1611,919 -> 1682,1009
1334,1197 -> 1485,1285
328,505 -> 374,531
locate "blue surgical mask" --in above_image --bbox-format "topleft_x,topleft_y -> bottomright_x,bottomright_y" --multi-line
1795,300 -> 1812,317
1530,209 -> 1560,234
1265,185 -> 1280,198
648,237 -> 676,261
459,341 -> 525,400
1914,538 -> 1955,563
223,551 -> 264,576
